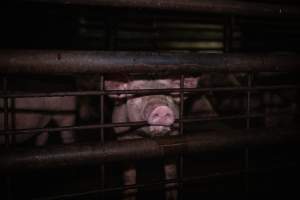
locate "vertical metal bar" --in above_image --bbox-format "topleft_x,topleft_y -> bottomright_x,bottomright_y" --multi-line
100,77 -> 105,143
11,98 -> 16,146
178,74 -> 185,200
103,12 -> 116,198
246,74 -> 252,129
99,11 -> 116,198
3,77 -> 10,147
225,16 -> 251,197
180,76 -> 184,135
245,73 -> 252,197
100,75 -> 105,197
3,77 -> 12,200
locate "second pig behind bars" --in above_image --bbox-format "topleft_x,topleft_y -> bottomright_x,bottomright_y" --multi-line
105,75 -> 201,200
0,96 -> 76,146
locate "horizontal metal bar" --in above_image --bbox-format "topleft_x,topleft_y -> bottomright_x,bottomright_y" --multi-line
0,85 -> 299,98
21,0 -> 300,18
1,112 -> 297,136
0,50 -> 300,75
0,121 -> 148,136
0,128 -> 299,173
182,113 -> 263,123
0,113 -> 276,136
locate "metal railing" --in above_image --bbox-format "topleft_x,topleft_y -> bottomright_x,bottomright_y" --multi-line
0,50 -> 300,74
17,0 -> 300,17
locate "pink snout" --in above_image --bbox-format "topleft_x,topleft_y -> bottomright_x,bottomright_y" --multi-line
147,105 -> 175,133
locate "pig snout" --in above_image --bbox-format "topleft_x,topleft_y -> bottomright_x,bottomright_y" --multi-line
148,106 -> 174,125
144,104 -> 175,134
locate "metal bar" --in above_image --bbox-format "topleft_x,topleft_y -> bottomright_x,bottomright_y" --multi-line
244,73 -> 253,196
179,74 -> 184,200
179,75 -> 184,135
100,10 -> 115,195
0,85 -> 299,98
183,113 -> 263,123
0,120 -> 148,136
1,50 -> 300,75
2,77 -> 12,200
0,113 -> 262,136
3,77 -> 10,147
11,98 -> 16,146
246,74 -> 252,129
0,128 -> 299,173
2,112 -> 297,136
20,0 -> 300,18
99,75 -> 105,196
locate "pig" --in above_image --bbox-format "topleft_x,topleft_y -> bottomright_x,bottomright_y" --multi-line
0,96 -> 76,146
105,76 -> 200,200
198,73 -> 298,129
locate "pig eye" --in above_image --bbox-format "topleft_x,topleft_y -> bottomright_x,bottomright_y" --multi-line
165,113 -> 171,118
153,113 -> 159,119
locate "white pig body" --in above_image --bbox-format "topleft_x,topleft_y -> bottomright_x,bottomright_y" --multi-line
0,96 -> 76,146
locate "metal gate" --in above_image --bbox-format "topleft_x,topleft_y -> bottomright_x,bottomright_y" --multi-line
1,0 -> 300,199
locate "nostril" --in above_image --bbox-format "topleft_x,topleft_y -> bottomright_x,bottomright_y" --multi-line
153,113 -> 159,119
165,113 -> 171,118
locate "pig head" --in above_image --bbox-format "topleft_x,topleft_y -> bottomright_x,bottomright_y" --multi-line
105,77 -> 199,137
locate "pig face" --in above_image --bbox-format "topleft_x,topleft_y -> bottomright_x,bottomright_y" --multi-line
127,94 -> 178,136
105,77 -> 199,137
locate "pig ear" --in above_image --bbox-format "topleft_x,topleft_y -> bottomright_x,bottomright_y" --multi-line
105,80 -> 129,99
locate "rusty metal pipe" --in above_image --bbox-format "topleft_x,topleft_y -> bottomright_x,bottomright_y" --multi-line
0,50 -> 300,75
0,128 -> 299,173
21,0 -> 300,18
